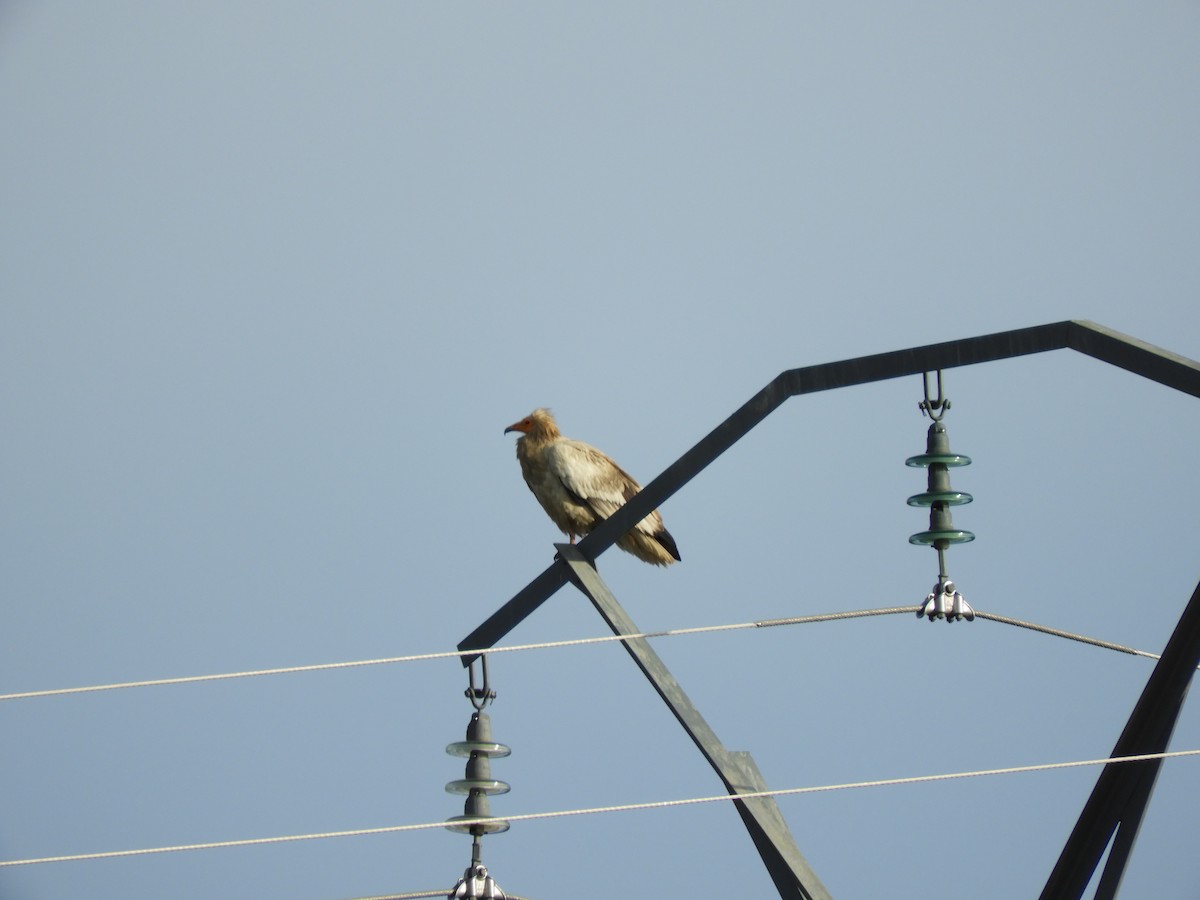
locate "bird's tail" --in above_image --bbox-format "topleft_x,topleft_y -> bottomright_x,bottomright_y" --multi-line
617,528 -> 681,566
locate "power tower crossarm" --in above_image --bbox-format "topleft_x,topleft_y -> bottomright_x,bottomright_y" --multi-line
1066,319 -> 1200,398
457,563 -> 569,665
577,320 -> 1081,572
459,321 -> 1199,663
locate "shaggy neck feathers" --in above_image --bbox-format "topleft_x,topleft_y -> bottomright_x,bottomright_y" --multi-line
521,409 -> 561,445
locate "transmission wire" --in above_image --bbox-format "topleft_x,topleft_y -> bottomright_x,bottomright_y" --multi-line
2,748 -> 1196,868
0,606 -> 920,701
2,603 -> 1185,703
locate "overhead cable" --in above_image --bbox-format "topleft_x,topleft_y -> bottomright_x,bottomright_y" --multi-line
0,604 -> 1178,703
3,748 -> 1197,869
0,606 -> 920,702
972,610 -> 1160,659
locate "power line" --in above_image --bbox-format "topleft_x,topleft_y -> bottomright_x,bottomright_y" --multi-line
0,604 -> 1178,703
3,748 -> 1196,869
972,610 -> 1160,659
0,606 -> 919,701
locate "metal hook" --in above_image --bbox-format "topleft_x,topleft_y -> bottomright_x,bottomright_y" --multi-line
918,370 -> 951,421
466,654 -> 496,710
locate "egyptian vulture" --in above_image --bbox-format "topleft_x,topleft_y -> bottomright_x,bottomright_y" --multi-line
504,408 -> 680,566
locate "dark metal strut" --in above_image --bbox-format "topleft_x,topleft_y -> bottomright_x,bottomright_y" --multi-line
555,543 -> 832,900
1039,577 -> 1200,899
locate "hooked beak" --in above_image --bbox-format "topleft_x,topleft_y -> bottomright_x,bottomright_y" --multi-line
505,413 -> 534,435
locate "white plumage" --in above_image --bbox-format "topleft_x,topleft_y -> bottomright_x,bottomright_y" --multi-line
504,408 -> 681,566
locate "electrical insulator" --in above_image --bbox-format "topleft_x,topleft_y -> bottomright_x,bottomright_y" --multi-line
907,375 -> 975,623
444,658 -> 511,900
445,711 -> 511,836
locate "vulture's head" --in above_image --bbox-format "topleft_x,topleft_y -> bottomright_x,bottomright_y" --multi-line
504,408 -> 559,439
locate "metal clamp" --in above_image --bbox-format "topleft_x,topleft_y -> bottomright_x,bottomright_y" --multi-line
918,370 -> 952,421
918,578 -> 975,622
448,862 -> 507,899
465,655 -> 496,710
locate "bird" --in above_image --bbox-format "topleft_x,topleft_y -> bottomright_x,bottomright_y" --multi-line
504,408 -> 681,566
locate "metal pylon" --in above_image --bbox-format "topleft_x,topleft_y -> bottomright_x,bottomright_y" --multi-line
458,321 -> 1200,895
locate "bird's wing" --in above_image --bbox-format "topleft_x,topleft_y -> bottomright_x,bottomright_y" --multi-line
544,439 -> 662,532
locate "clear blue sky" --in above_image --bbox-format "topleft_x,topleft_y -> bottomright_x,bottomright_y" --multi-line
2,3 -> 1199,898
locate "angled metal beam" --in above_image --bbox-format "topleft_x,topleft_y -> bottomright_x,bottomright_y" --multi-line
1039,577 -> 1200,899
460,320 -> 1198,662
458,563 -> 569,665
1066,320 -> 1200,398
555,543 -> 832,900
1091,752 -> 1165,900
572,321 -> 1082,577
